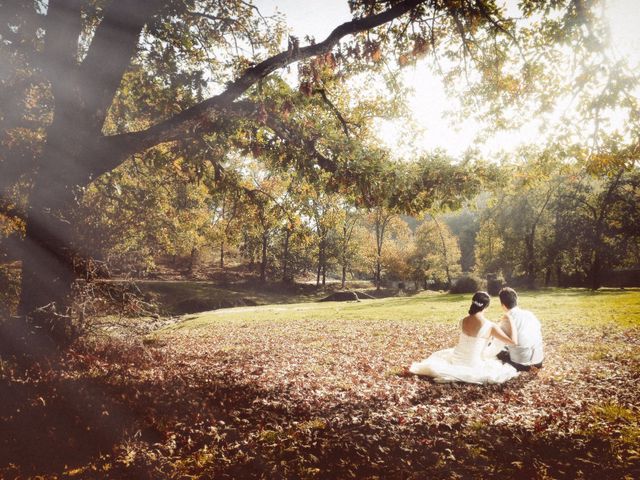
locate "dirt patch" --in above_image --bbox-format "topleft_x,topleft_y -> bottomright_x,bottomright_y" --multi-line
319,291 -> 377,302
171,297 -> 258,315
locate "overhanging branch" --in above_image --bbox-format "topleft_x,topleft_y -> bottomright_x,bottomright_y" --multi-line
102,0 -> 424,164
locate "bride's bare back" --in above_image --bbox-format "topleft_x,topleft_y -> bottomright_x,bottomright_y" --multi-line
462,313 -> 516,344
461,313 -> 486,337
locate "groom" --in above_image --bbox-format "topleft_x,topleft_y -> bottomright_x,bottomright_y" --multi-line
496,287 -> 544,371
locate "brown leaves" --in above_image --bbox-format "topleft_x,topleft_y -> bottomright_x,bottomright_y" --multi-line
2,312 -> 639,478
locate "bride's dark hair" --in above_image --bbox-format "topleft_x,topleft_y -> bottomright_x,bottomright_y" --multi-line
468,291 -> 491,315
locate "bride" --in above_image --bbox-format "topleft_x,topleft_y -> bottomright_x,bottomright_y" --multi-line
409,291 -> 519,384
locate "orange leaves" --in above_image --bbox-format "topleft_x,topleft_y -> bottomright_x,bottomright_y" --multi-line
299,81 -> 313,97
366,42 -> 383,63
399,36 -> 430,66
298,52 -> 340,94
412,36 -> 429,58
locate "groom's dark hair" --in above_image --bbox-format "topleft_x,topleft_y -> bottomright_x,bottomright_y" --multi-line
499,287 -> 518,309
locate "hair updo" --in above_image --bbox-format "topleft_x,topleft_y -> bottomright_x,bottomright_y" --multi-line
468,291 -> 491,315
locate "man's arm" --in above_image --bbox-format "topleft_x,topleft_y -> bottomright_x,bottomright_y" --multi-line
490,322 -> 516,345
502,314 -> 518,345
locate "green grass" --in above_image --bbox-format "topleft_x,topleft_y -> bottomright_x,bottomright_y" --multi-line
39,286 -> 639,479
160,287 -> 640,334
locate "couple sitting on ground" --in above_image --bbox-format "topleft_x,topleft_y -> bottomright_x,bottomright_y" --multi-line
410,287 -> 544,384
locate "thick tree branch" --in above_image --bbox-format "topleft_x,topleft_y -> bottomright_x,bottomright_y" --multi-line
42,0 -> 83,100
102,0 -> 424,164
78,0 -> 163,134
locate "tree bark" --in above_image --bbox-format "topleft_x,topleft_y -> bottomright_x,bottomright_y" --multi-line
16,0 -> 161,347
430,215 -> 452,287
589,169 -> 625,290
590,250 -> 602,290
341,265 -> 347,289
260,233 -> 268,283
282,227 -> 291,283
316,239 -> 324,287
189,246 -> 199,276
524,232 -> 536,288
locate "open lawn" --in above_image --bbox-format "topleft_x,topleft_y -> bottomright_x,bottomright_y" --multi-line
1,289 -> 639,478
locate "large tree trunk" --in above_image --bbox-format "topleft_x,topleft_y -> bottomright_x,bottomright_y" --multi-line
17,168 -> 79,347
13,0 -> 161,350
18,210 -> 76,320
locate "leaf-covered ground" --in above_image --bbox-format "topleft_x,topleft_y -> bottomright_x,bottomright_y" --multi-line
1,289 -> 639,479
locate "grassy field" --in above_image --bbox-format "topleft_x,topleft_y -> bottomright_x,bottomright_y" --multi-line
2,288 -> 639,479
169,287 -> 640,328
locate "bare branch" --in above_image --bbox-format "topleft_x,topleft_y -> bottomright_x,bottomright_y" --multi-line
315,88 -> 350,137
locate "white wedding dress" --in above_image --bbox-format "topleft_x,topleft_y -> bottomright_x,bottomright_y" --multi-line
409,319 -> 519,384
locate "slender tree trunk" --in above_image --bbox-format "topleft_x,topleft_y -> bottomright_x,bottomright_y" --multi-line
525,232 -> 536,288
189,246 -> 199,276
373,211 -> 389,291
220,240 -> 225,269
322,263 -> 326,286
431,215 -> 451,286
555,261 -> 564,287
544,267 -> 552,287
316,239 -> 324,287
282,228 -> 290,283
260,233 -> 268,282
340,224 -> 347,289
590,250 -> 602,290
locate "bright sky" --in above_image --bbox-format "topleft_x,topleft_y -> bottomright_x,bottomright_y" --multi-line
256,0 -> 640,158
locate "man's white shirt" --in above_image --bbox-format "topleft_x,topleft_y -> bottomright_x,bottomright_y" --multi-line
505,306 -> 544,365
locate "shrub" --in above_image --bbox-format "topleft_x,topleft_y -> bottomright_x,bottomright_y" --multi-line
486,273 -> 505,296
450,274 -> 484,294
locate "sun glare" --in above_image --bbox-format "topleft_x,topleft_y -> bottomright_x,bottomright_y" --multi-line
257,0 -> 640,158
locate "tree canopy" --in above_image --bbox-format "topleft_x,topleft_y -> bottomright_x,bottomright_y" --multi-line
1,0 -> 638,345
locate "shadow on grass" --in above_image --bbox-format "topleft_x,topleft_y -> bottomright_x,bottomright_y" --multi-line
0,374 -> 161,475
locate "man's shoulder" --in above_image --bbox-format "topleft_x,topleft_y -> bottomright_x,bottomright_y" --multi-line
520,308 -> 541,327
512,307 -> 540,323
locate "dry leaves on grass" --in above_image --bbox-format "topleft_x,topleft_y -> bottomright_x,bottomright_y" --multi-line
1,318 -> 639,479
